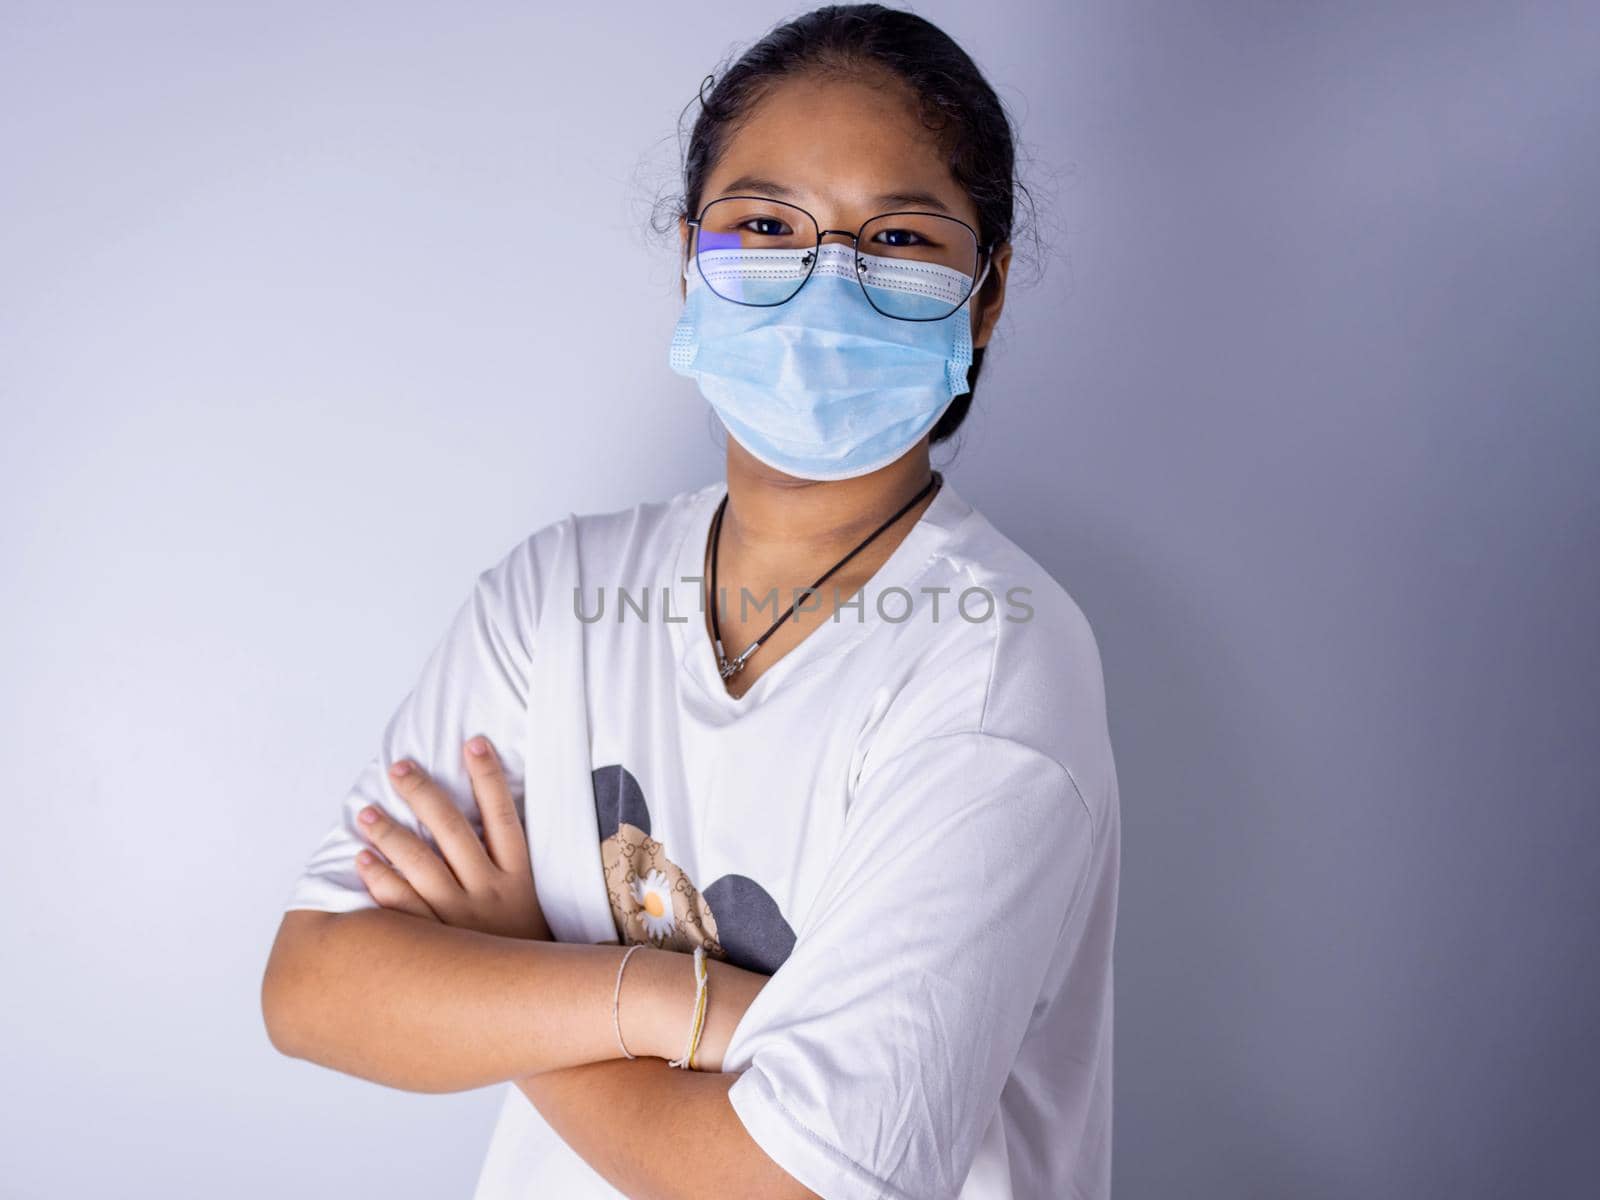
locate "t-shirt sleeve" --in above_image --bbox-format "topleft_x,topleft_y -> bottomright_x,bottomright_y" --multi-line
280,534 -> 540,913
722,729 -> 1098,1200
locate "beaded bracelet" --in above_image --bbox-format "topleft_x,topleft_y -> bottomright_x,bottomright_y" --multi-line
667,944 -> 709,1070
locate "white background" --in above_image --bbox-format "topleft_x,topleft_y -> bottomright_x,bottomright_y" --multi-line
3,2 -> 1597,1195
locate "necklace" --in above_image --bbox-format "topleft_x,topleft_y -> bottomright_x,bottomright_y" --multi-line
706,471 -> 943,683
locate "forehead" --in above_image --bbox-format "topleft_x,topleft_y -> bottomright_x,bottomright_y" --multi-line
702,73 -> 976,225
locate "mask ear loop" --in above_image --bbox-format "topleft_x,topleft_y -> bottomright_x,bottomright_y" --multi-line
682,220 -> 701,285
968,252 -> 994,302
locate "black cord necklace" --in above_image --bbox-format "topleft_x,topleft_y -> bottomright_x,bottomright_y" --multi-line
706,471 -> 943,683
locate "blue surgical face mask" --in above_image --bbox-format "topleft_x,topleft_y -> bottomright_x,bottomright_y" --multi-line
668,241 -> 989,482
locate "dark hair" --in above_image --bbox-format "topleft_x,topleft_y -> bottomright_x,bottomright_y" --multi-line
659,3 -> 1038,450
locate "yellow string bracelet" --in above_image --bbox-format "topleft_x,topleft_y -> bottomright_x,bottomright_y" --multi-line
668,944 -> 709,1069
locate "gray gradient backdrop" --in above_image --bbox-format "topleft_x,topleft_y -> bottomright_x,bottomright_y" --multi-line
2,2 -> 1596,1196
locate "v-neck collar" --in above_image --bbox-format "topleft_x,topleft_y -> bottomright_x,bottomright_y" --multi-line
666,474 -> 972,717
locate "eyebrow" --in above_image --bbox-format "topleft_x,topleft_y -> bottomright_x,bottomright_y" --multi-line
716,175 -> 953,214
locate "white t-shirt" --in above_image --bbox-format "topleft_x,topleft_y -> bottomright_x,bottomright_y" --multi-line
283,473 -> 1120,1200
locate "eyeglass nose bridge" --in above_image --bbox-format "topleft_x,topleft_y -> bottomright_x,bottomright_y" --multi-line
809,230 -> 868,271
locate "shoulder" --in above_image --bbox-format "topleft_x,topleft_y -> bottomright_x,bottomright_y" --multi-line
864,497 -> 1118,837
465,482 -> 716,643
565,480 -> 719,576
963,511 -> 1112,776
486,480 -> 719,583
975,522 -> 1116,838
568,480 -> 717,546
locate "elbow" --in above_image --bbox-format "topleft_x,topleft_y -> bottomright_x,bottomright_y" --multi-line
260,909 -> 340,1059
260,961 -> 305,1060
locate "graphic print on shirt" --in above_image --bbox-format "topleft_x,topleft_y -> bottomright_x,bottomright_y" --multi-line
593,764 -> 796,975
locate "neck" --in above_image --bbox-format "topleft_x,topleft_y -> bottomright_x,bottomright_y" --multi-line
717,442 -> 939,581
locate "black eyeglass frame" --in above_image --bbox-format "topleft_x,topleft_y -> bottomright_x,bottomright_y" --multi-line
685,194 -> 997,323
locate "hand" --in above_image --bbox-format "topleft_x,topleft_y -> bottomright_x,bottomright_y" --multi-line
353,735 -> 552,941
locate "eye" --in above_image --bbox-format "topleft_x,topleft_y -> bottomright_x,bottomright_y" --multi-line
871,227 -> 928,248
739,216 -> 793,237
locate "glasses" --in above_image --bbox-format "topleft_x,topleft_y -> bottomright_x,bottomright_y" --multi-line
685,195 -> 994,322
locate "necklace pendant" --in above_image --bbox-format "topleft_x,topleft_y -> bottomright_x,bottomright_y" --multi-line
718,643 -> 755,680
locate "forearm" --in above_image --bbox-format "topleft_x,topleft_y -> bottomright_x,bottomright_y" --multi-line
262,908 -> 691,1092
516,1060 -> 818,1200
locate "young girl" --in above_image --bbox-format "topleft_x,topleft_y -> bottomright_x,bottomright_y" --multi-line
264,6 -> 1120,1198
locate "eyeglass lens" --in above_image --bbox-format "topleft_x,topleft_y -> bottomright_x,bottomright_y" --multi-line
693,197 -> 980,320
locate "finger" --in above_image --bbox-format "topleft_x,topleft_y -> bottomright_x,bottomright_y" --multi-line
386,760 -> 495,887
463,736 -> 530,873
355,848 -> 437,920
357,791 -> 470,907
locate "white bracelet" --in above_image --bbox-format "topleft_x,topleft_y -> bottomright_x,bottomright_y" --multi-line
612,943 -> 644,1060
667,944 -> 709,1070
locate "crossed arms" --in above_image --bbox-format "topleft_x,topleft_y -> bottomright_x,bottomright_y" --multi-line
260,739 -> 817,1200
261,700 -> 1091,1199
